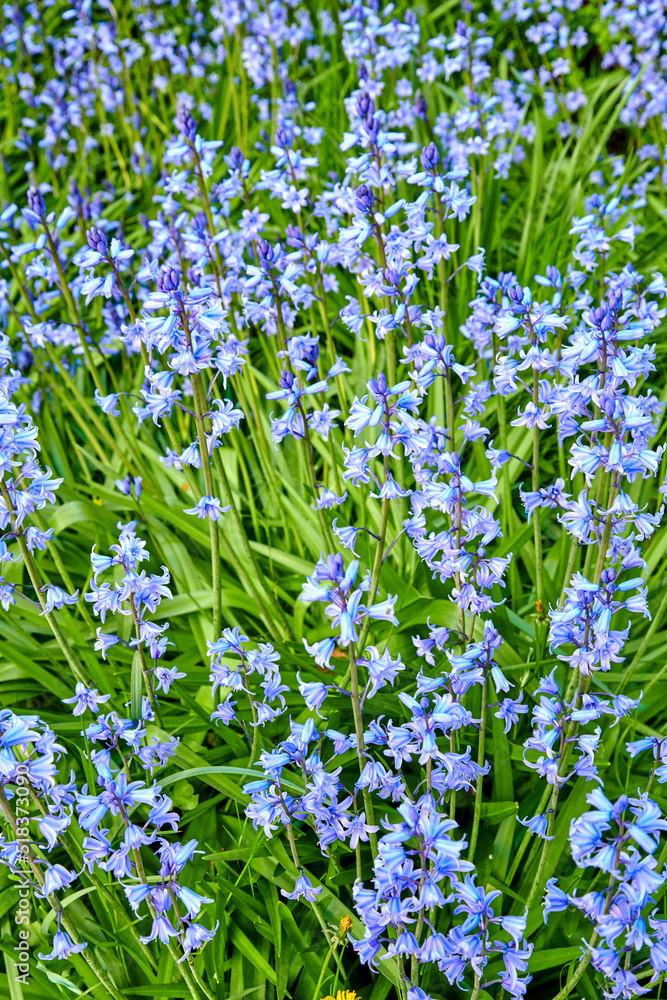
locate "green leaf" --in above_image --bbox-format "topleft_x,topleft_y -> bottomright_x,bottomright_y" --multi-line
230,926 -> 277,985
146,728 -> 247,803
265,883 -> 281,958
528,947 -> 582,972
158,764 -> 304,796
170,778 -> 199,812
121,989 -> 192,997
480,801 -> 518,824
130,649 -> 143,723
4,957 -> 25,1000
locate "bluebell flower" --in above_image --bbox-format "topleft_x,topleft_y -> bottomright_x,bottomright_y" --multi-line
302,636 -> 337,670
154,666 -> 186,694
183,495 -> 230,520
495,694 -> 528,732
312,488 -> 347,510
281,873 -> 322,901
115,475 -> 143,499
41,584 -> 79,614
39,930 -> 87,962
180,921 -> 220,960
0,579 -> 16,611
62,685 -> 110,717
518,813 -> 554,840
297,674 -> 329,717
140,914 -> 180,945
94,390 -> 121,417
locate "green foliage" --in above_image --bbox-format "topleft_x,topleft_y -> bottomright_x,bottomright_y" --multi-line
1,0 -> 667,998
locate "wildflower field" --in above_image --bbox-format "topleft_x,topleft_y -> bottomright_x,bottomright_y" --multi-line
2,0 -> 667,997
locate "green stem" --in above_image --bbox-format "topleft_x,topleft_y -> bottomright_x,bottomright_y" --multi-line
25,327 -> 134,473
281,807 -> 328,934
26,785 -> 157,968
593,473 -> 618,584
243,663 -> 261,765
163,417 -> 276,640
32,510 -> 96,631
558,536 -> 580,606
311,938 -> 337,1000
506,783 -> 552,885
167,886 -> 216,1000
354,491 -> 391,657
411,854 -> 428,983
468,667 -> 488,862
449,734 -> 457,821
621,585 -> 667,695
348,644 -> 378,859
44,229 -> 106,396
191,372 -> 222,639
269,274 -> 289,357
469,928 -> 487,1000
322,481 -> 391,726
129,595 -> 163,727
523,780 -> 560,914
551,847 -> 620,1000
550,942 -> 596,1000
131,855 -> 205,1000
299,401 -> 335,553
371,224 -> 395,387
213,449 -> 290,640
532,367 -> 544,614
0,789 -> 125,1000
396,955 -> 409,1000
522,480 -> 618,911
434,193 -> 449,323
115,272 -> 150,368
0,481 -> 88,686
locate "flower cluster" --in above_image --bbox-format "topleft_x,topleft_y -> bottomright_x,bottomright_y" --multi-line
0,1 -> 666,1000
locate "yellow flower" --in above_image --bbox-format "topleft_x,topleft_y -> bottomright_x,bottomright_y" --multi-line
321,991 -> 359,1000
